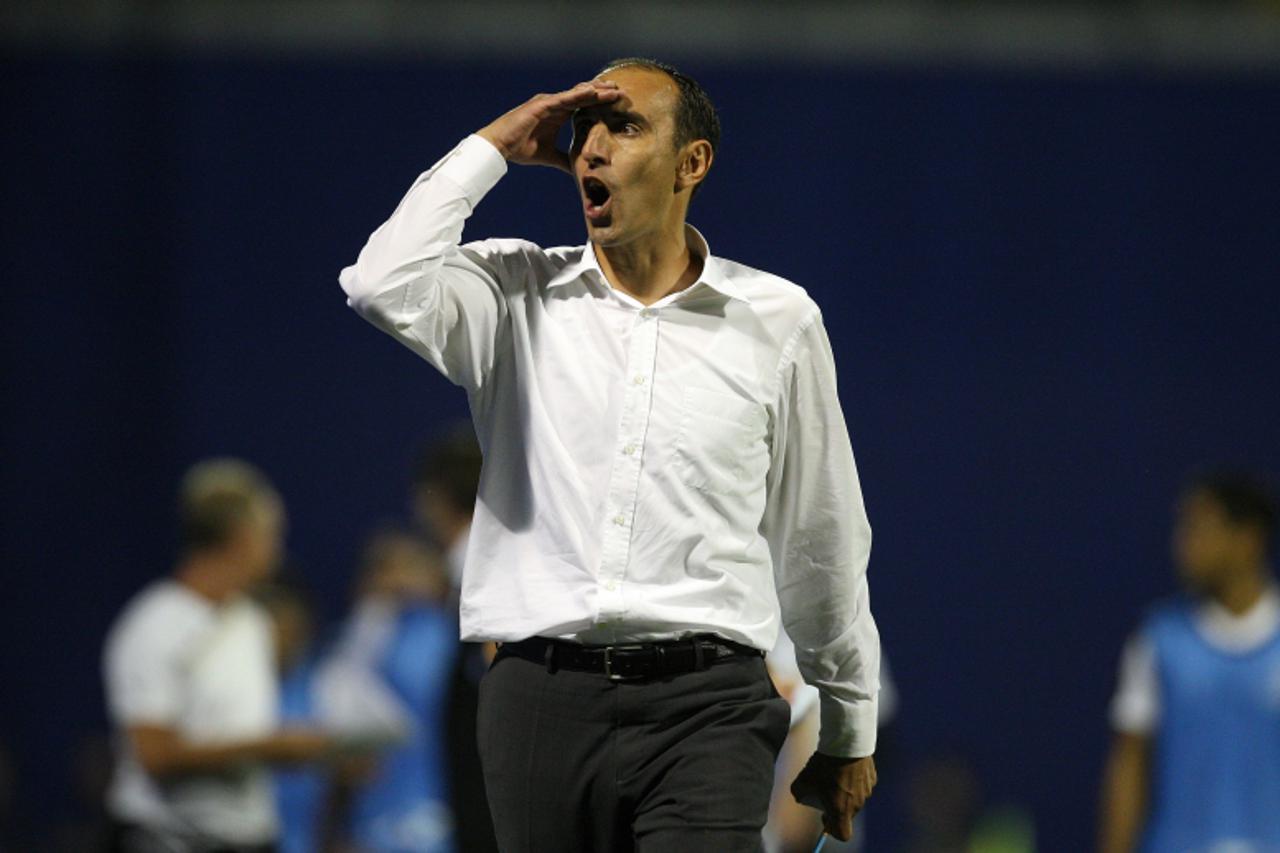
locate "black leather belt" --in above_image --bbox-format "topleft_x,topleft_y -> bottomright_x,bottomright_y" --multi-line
499,635 -> 763,682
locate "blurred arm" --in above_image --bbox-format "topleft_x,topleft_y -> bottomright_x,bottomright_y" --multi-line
1099,633 -> 1159,853
1099,731 -> 1152,853
768,701 -> 825,850
127,724 -> 331,778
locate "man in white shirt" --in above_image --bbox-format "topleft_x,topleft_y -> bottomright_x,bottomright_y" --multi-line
1100,470 -> 1280,853
103,459 -> 333,853
340,58 -> 880,850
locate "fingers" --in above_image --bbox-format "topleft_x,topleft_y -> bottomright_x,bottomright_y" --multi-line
821,790 -> 864,842
536,80 -> 621,117
792,760 -> 873,844
822,810 -> 855,842
562,79 -> 621,102
790,774 -> 822,810
792,780 -> 853,842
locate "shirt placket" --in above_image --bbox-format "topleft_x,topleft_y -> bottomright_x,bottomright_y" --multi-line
596,305 -> 661,624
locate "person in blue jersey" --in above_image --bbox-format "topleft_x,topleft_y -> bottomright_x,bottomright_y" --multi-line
411,427 -> 500,853
316,528 -> 458,853
1100,470 -> 1280,853
259,577 -> 332,853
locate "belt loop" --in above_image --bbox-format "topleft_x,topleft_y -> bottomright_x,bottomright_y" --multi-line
544,641 -> 559,674
692,638 -> 705,671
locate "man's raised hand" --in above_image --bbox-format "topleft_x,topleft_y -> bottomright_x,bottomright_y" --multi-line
476,80 -> 621,173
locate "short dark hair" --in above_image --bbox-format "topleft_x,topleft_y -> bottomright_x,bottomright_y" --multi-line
178,458 -> 279,552
1187,468 -> 1277,549
597,57 -> 720,190
412,424 -> 483,515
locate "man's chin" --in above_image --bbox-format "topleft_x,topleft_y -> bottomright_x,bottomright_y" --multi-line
585,219 -> 622,246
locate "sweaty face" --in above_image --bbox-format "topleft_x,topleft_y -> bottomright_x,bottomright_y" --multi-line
1172,491 -> 1237,591
570,67 -> 683,247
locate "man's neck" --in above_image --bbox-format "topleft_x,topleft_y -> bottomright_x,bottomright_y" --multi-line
594,220 -> 702,306
1210,566 -> 1270,616
174,555 -> 238,605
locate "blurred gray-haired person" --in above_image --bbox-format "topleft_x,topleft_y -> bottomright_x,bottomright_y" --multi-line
103,459 -> 333,853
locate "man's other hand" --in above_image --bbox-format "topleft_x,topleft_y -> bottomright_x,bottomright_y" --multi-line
476,80 -> 621,172
790,752 -> 877,842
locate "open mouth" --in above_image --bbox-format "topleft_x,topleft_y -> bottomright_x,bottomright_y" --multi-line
582,176 -> 612,220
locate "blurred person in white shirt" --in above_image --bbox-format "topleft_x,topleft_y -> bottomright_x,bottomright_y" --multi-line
102,459 -> 333,853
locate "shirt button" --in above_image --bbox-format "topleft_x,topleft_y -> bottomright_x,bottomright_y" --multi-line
633,375 -> 646,385
605,580 -> 617,591
640,308 -> 655,319
613,514 -> 626,526
623,444 -> 636,456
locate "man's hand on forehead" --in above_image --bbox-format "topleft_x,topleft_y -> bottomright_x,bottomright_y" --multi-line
477,80 -> 622,172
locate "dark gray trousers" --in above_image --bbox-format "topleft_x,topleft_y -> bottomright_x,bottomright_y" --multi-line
476,647 -> 791,853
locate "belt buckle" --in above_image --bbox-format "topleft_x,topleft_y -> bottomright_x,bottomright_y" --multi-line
603,645 -> 646,681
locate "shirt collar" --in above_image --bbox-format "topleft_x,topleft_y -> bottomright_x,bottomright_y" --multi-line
1196,583 -> 1280,652
685,225 -> 751,305
546,224 -> 751,305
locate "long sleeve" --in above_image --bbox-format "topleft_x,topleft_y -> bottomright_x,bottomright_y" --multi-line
339,135 -> 510,393
761,308 -> 879,758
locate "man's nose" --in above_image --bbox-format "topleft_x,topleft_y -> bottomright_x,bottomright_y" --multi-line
579,122 -> 610,166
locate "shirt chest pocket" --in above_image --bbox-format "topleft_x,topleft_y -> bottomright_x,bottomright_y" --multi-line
672,386 -> 770,496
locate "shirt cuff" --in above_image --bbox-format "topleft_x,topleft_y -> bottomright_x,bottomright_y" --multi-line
433,134 -> 508,205
818,693 -> 879,758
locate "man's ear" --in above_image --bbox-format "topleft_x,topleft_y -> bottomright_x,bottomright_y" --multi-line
675,139 -> 714,193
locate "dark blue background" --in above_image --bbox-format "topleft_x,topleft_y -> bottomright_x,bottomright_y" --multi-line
3,51 -> 1278,849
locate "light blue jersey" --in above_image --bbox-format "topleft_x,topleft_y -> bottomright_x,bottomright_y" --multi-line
347,605 -> 458,853
276,657 -> 327,853
1141,598 -> 1280,853
275,605 -> 458,853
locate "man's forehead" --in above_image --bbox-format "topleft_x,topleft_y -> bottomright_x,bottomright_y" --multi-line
589,66 -> 678,115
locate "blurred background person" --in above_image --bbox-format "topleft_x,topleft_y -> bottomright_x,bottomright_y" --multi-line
101,459 -> 334,853
258,575 -> 336,853
1100,470 -> 1280,853
309,526 -> 457,853
412,425 -> 482,601
411,427 -> 498,853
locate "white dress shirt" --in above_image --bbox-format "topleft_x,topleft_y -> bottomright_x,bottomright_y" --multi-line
339,134 -> 880,756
